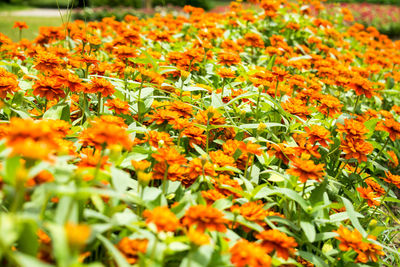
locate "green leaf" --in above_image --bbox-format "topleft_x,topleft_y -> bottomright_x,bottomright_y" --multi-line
97,235 -> 130,267
314,232 -> 337,242
17,221 -> 39,256
43,103 -> 70,121
341,197 -> 367,237
211,92 -> 223,109
111,167 -> 137,193
300,221 -> 316,242
254,187 -> 309,211
297,251 -> 328,267
12,252 -> 53,267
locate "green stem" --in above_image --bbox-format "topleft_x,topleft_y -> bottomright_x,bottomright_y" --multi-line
353,94 -> 361,113
358,138 -> 390,175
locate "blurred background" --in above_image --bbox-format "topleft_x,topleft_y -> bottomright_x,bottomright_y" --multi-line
1,0 -> 400,41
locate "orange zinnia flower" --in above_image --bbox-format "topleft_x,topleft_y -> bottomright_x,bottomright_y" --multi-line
87,77 -> 115,97
33,76 -> 65,101
34,52 -> 63,72
5,118 -> 61,160
105,98 -> 130,115
357,186 -> 380,207
143,206 -> 180,232
255,229 -> 298,260
304,125 -> 332,148
340,138 -> 373,163
287,154 -> 325,183
65,223 -> 91,249
337,119 -> 369,139
79,116 -> 132,150
195,107 -> 226,126
376,118 -> 400,141
0,68 -> 19,98
217,67 -> 236,79
230,240 -> 271,267
382,171 -> 400,189
334,225 -> 363,252
117,237 -> 148,265
365,178 -> 385,197
182,205 -> 228,232
13,21 -> 28,30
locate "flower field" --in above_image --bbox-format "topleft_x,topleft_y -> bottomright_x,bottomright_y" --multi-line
0,0 -> 400,266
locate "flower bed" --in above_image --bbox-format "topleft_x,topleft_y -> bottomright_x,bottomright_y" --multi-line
324,2 -> 400,37
0,0 -> 400,266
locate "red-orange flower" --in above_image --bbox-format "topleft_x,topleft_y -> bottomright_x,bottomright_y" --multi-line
87,77 -> 115,97
117,238 -> 148,265
376,118 -> 400,141
33,76 -> 65,101
255,229 -> 298,260
13,21 -> 28,30
287,154 -> 325,183
105,99 -> 130,115
143,206 -> 180,232
230,240 -> 271,267
182,205 -> 228,232
357,186 -> 380,207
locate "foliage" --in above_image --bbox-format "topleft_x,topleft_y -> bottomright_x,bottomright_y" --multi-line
0,0 -> 400,266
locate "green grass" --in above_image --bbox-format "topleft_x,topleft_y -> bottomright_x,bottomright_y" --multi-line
0,16 -> 66,42
0,3 -> 30,12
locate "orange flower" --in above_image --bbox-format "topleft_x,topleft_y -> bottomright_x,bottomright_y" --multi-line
382,171 -> 400,189
304,125 -> 332,148
187,227 -> 210,246
5,118 -> 61,160
387,150 -> 399,168
181,126 -> 207,148
79,116 -> 132,150
255,229 -> 298,260
347,76 -> 375,98
34,52 -> 63,72
105,99 -> 130,115
365,178 -> 385,197
376,118 -> 400,141
334,225 -> 363,252
340,138 -> 373,163
217,67 -> 236,79
230,240 -> 271,267
218,51 -> 241,66
33,75 -> 65,101
334,226 -> 384,263
117,237 -> 148,265
143,206 -> 180,232
287,154 -> 325,183
152,146 -> 187,181
317,94 -> 343,117
87,77 -> 115,97
26,170 -> 54,187
236,201 -> 268,229
356,238 -> 385,263
244,33 -> 264,48
77,148 -> 109,170
65,223 -> 91,249
186,157 -> 216,181
195,107 -> 226,126
337,119 -> 369,139
13,21 -> 28,30
0,68 -> 19,98
182,205 -> 228,232
357,186 -> 380,207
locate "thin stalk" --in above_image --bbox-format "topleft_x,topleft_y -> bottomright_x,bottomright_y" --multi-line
358,138 -> 390,175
